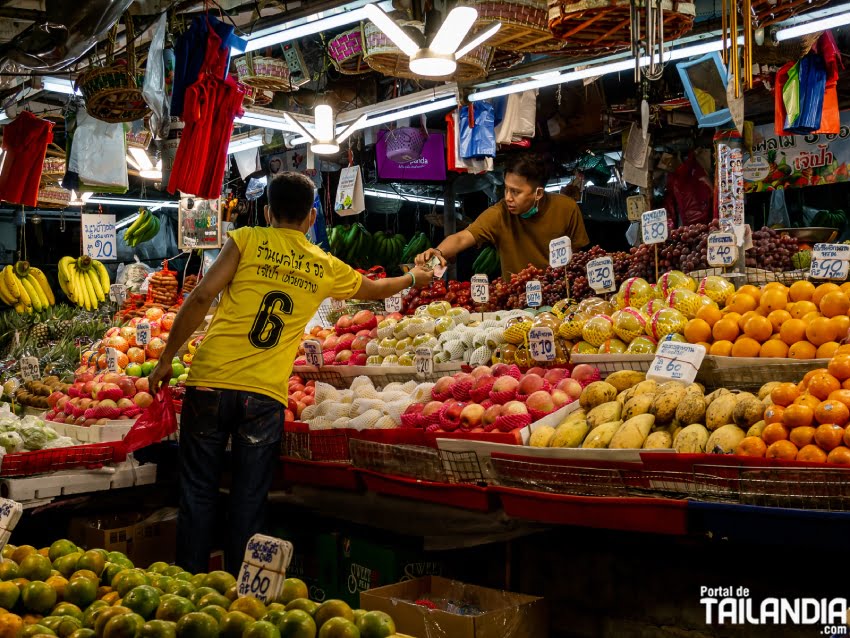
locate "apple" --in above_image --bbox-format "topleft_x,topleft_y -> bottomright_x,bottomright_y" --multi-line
284,409 -> 295,422
517,374 -> 546,396
387,312 -> 404,321
351,352 -> 368,365
353,310 -> 376,327
544,368 -> 568,386
472,375 -> 494,391
503,400 -> 529,416
556,378 -> 582,400
460,404 -> 485,428
335,314 -> 353,332
83,380 -> 96,396
491,363 -> 511,377
105,327 -> 121,338
56,396 -> 70,412
47,391 -> 64,409
161,312 -> 176,331
83,418 -> 98,427
103,372 -> 122,384
443,401 -> 466,423
54,412 -> 67,423
526,390 -> 555,414
355,329 -> 371,338
133,392 -> 154,408
527,367 -> 547,378
117,378 -> 137,397
335,350 -> 353,364
422,401 -> 444,418
550,389 -> 570,409
99,399 -> 118,409
301,395 -> 315,407
336,334 -> 355,351
351,336 -> 370,352
470,366 -> 492,380
79,398 -> 93,410
134,377 -> 150,393
117,398 -> 135,410
571,364 -> 598,384
482,404 -> 502,428
291,391 -> 305,402
75,416 -> 88,426
492,376 -> 519,394
404,403 -> 425,417
323,334 -> 340,351
431,376 -> 455,397
368,328 -> 378,339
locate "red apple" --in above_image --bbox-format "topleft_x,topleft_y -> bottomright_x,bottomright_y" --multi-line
117,398 -> 135,410
134,377 -> 150,393
526,390 -> 555,414
99,399 -> 118,409
387,312 -> 404,321
492,376 -> 519,394
284,409 -> 295,421
482,404 -> 502,427
517,374 -> 545,396
47,391 -> 64,409
460,404 -> 485,428
571,364 -> 598,384
351,336 -> 370,352
503,400 -> 528,416
355,329 -> 371,338
351,352 -> 368,365
556,378 -> 582,400
301,395 -> 315,407
56,396 -> 70,412
117,378 -> 137,397
335,314 -> 353,332
431,376 -> 454,396
473,375 -> 494,391
161,312 -> 176,331
544,368 -> 568,386
323,334 -> 340,351
491,363 -> 511,377
105,327 -> 121,338
422,401 -> 444,418
133,392 -> 154,408
368,328 -> 378,339
527,367 -> 547,378
83,418 -> 98,427
79,372 -> 95,383
470,366 -> 492,380
550,389 -> 570,409
335,350 -> 353,364
79,398 -> 93,410
75,416 -> 88,426
353,310 -> 375,327
444,401 -> 465,422
103,372 -> 122,384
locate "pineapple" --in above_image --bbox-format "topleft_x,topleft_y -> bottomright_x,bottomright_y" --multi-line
29,322 -> 50,348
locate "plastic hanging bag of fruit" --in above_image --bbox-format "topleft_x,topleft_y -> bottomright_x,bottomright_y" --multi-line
121,387 -> 178,453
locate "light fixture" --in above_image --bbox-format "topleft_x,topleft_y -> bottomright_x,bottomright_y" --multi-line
68,191 -> 93,206
364,3 -> 499,77
234,112 -> 304,133
115,212 -> 143,230
775,6 -> 850,40
285,106 -> 367,155
544,178 -> 573,193
228,134 -> 265,154
40,77 -> 81,96
364,188 -> 459,206
88,197 -> 179,209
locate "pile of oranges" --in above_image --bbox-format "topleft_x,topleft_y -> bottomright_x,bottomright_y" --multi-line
684,281 -> 850,359
735,351 -> 850,462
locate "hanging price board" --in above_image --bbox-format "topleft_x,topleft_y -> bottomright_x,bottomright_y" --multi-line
586,256 -> 616,293
109,284 -> 127,305
641,209 -> 668,244
106,347 -> 119,373
135,321 -> 151,346
384,294 -> 403,313
471,274 -> 489,304
526,280 -> 542,307
548,236 -> 572,268
303,339 -> 323,367
529,327 -> 556,362
415,347 -> 433,376
20,357 -> 39,382
626,195 -> 647,221
813,244 -> 850,260
810,258 -> 850,281
707,232 -> 738,267
647,342 -> 706,384
330,298 -> 346,312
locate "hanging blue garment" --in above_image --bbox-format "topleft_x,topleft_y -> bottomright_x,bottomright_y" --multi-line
458,102 -> 496,159
309,193 -> 330,251
786,53 -> 827,134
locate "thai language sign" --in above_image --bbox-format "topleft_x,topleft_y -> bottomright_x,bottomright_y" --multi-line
81,214 -> 116,261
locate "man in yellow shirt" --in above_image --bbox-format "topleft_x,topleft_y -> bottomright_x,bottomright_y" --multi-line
149,172 -> 433,574
415,153 -> 589,279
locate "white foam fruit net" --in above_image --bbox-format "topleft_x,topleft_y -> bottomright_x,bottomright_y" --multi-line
300,405 -> 318,421
314,382 -> 341,403
366,340 -> 380,356
352,398 -> 385,416
316,402 -> 351,420
310,417 -> 335,430
469,345 -> 493,366
349,409 -> 384,430
411,382 -> 435,402
374,415 -> 397,429
383,398 -> 413,422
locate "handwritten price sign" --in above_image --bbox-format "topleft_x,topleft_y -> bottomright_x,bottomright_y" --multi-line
813,244 -> 850,260
641,209 -> 668,245
20,357 -> 39,382
415,347 -> 433,376
471,274 -> 489,304
526,280 -> 542,308
330,298 -> 346,312
647,342 -> 706,384
586,256 -> 616,293
810,258 -> 850,281
135,321 -> 151,346
109,284 -> 127,305
707,232 -> 738,267
303,339 -> 323,367
529,327 -> 556,362
548,236 -> 572,268
106,347 -> 119,374
81,214 -> 117,261
384,294 -> 403,313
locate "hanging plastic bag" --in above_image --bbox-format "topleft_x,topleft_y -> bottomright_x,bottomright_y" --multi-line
142,13 -> 170,139
459,103 -> 496,159
495,94 -> 518,144
774,62 -> 794,137
768,190 -> 791,227
786,52 -> 826,134
72,109 -> 129,191
782,61 -> 801,130
513,90 -> 537,140
121,388 -> 178,453
813,31 -> 842,133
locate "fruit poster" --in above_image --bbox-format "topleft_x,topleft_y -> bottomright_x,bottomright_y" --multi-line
744,110 -> 850,192
178,196 -> 222,250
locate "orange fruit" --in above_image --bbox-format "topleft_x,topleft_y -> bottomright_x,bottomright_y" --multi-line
789,341 -> 817,359
764,404 -> 785,424
762,422 -> 790,445
696,341 -> 712,351
828,356 -> 850,381
738,310 -> 761,332
837,344 -> 850,356
808,373 -> 841,400
766,309 -> 792,332
779,319 -> 807,345
760,288 -> 788,313
762,282 -> 788,293
842,282 -> 850,294
727,292 -> 757,314
709,340 -> 733,356
712,318 -> 740,342
817,342 -> 841,359
790,426 -> 816,448
843,378 -> 850,390
828,446 -> 850,464
815,399 -> 850,426
735,437 -> 767,457
819,290 -> 850,318
684,319 -> 712,344
794,393 -> 822,411
696,304 -> 722,327
743,315 -> 773,342
830,315 -> 850,340
797,444 -> 828,463
766,440 -> 798,461
790,280 -> 816,302
802,368 -> 831,385
828,389 -> 850,409
806,317 -> 838,346
783,403 -> 814,428
803,311 -> 824,325
731,337 -> 761,357
759,340 -> 789,358
813,283 -> 842,307
790,301 -> 818,319
815,423 -> 846,451
771,382 -> 800,407
738,285 -> 762,302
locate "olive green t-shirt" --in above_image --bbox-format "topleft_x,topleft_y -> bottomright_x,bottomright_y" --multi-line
466,194 -> 590,279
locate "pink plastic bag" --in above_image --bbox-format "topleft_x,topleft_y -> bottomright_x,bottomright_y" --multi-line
122,388 -> 178,453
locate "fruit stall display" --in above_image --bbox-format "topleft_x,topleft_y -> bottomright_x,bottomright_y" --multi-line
0,262 -> 57,315
328,225 -> 432,273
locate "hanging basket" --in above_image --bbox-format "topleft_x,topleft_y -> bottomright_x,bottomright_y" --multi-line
234,53 -> 296,92
753,31 -> 820,64
329,27 -> 371,75
37,185 -> 71,209
75,14 -> 150,123
40,157 -> 66,183
491,50 -> 526,71
385,127 -> 428,163
462,0 -> 565,53
547,0 -> 695,56
751,0 -> 830,28
363,21 -> 493,81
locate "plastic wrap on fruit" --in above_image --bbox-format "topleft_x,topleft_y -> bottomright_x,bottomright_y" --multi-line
641,298 -> 670,317
598,338 -> 627,354
582,314 -> 614,347
577,296 -> 613,316
612,308 -> 648,343
626,336 -> 658,354
615,277 -> 654,310
699,275 -> 736,306
666,289 -> 704,319
648,308 -> 688,341
658,270 -> 697,297
558,311 -> 588,340
571,341 -> 597,355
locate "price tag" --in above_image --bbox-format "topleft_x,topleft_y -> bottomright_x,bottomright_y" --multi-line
471,274 -> 489,304
109,284 -> 127,305
20,356 -> 39,382
707,232 -> 738,267
529,326 -> 556,362
135,321 -> 151,346
813,244 -> 850,260
810,258 -> 850,281
415,347 -> 433,376
330,298 -> 346,312
586,256 -> 616,293
106,347 -> 120,373
526,280 -> 542,308
626,195 -> 647,222
548,236 -> 572,268
237,562 -> 283,604
647,342 -> 706,384
81,213 -> 117,261
385,295 -> 403,313
303,339 -> 323,367
641,209 -> 668,245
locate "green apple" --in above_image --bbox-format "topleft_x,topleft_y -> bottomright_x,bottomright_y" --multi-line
177,374 -> 189,383
125,364 -> 143,377
141,361 -> 155,377
171,362 -> 186,377
169,378 -> 178,386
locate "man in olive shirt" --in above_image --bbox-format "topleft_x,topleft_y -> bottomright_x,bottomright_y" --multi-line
415,154 -> 590,279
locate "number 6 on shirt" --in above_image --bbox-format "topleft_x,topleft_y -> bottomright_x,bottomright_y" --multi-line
250,291 -> 294,349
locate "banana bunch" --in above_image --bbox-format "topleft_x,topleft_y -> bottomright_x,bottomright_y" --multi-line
473,245 -> 501,277
123,209 -> 160,247
372,231 -> 406,266
328,223 -> 373,266
0,261 -> 55,314
58,256 -> 111,311
400,232 -> 431,264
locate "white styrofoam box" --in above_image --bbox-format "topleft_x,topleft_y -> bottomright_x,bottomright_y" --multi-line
1,461 -> 157,502
242,534 -> 293,573
0,498 -> 23,530
237,561 -> 284,604
0,529 -> 10,551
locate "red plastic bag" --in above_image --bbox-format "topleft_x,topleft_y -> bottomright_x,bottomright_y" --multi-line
664,153 -> 713,227
121,388 -> 178,453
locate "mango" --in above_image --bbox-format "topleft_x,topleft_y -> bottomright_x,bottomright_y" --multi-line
529,426 -> 556,448
651,384 -> 687,424
706,394 -> 737,431
643,430 -> 673,449
581,421 -> 622,449
587,401 -> 622,429
674,424 -> 709,453
706,424 -> 746,454
605,370 -> 646,393
623,393 -> 654,421
609,414 -> 655,449
734,398 -> 765,429
551,420 -> 590,448
675,393 -> 706,426
579,382 -> 618,410
746,420 -> 767,438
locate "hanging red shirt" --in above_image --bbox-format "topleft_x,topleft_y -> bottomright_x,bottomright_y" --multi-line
0,111 -> 54,207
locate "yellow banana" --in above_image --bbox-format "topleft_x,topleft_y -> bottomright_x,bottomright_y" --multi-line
88,270 -> 105,303
73,267 -> 90,311
13,303 -> 24,314
3,266 -> 21,300
57,269 -> 72,299
67,266 -> 83,309
14,271 -> 31,310
28,267 -> 54,305
26,275 -> 48,309
0,275 -> 17,305
92,259 -> 111,296
20,277 -> 42,312
82,269 -> 98,310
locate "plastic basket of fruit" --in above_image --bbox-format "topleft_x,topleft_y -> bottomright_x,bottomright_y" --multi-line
281,422 -> 353,463
0,441 -> 126,477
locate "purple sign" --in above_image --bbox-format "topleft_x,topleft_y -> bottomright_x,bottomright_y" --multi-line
376,130 -> 447,181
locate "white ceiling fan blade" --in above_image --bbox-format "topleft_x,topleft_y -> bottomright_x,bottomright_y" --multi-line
364,4 -> 420,57
455,21 -> 500,59
430,6 -> 478,55
283,113 -> 316,142
336,114 -> 368,145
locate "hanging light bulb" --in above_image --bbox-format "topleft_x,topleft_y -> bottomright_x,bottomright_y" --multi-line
285,105 -> 367,156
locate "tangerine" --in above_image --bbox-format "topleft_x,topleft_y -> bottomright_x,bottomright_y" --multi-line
802,311 -> 824,324
759,340 -> 789,358
843,378 -> 850,390
844,427 -> 850,449
771,383 -> 801,406
806,317 -> 838,346
738,285 -> 762,301
696,304 -> 722,327
790,280 -> 816,302
820,290 -> 850,318
744,316 -> 773,342
731,337 -> 761,357
727,292 -> 757,314
815,399 -> 850,425
764,405 -> 785,424
841,282 -> 850,295
760,289 -> 788,313
790,301 -> 818,319
796,444 -> 828,463
762,422 -> 790,445
767,309 -> 792,332
766,440 -> 798,460
783,404 -> 814,428
813,283 -> 842,307
709,340 -> 733,356
815,423 -> 846,451
790,426 -> 816,448
684,319 -> 712,344
808,373 -> 841,400
735,437 -> 767,457
779,319 -> 807,345
828,446 -> 850,464
738,311 -> 760,332
830,315 -> 850,340
817,342 -> 841,359
828,389 -> 850,408
789,341 -> 817,359
838,344 -> 850,356
712,319 -> 740,342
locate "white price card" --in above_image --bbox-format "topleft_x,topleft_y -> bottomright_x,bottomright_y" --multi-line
529,326 -> 556,362
707,232 -> 738,267
626,195 -> 647,221
81,213 -> 117,261
20,356 -> 39,382
330,298 -> 346,312
471,274 -> 489,304
135,321 -> 151,346
385,294 -> 403,313
243,534 -> 293,573
548,236 -> 572,268
237,562 -> 283,604
106,347 -> 120,373
810,258 -> 850,281
109,284 -> 127,305
586,256 -> 616,293
303,339 -> 323,367
526,280 -> 542,308
641,209 -> 668,245
647,342 -> 706,384
415,347 -> 433,376
813,244 -> 850,260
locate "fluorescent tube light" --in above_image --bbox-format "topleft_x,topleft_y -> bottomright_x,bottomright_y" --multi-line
69,191 -> 93,206
245,7 -> 368,52
228,135 -> 265,154
115,212 -> 142,230
363,4 -> 419,57
234,113 -> 304,133
128,147 -> 154,171
775,7 -> 850,40
363,97 -> 458,128
364,188 -> 459,206
41,77 -> 81,96
456,22 -> 501,59
88,197 -> 179,209
430,7 -> 478,55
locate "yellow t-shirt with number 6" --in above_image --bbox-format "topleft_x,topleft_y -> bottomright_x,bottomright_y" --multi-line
186,226 -> 362,406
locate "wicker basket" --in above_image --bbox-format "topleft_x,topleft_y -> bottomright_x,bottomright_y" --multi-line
751,0 -> 830,28
234,53 -> 295,92
753,32 -> 820,64
75,14 -> 150,124
329,27 -> 371,75
40,156 -> 65,183
491,50 -> 526,71
363,21 -> 493,81
547,0 -> 695,56
463,0 -> 565,53
37,185 -> 71,209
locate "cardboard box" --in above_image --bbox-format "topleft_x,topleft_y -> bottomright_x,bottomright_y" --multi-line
360,576 -> 547,638
70,508 -> 177,566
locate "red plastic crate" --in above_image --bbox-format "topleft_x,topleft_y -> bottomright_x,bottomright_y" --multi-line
0,442 -> 126,478
350,429 -> 428,447
282,422 -> 353,463
280,458 -> 362,491
356,468 -> 494,512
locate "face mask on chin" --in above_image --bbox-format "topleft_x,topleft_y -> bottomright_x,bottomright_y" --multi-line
519,188 -> 544,219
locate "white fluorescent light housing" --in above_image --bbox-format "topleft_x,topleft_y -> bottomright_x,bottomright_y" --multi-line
115,212 -> 142,230
69,191 -> 93,206
364,188 -> 459,206
776,8 -> 850,40
234,112 -> 304,133
88,197 -> 179,209
245,7 -> 368,52
364,4 -> 419,56
41,77 -> 81,96
286,107 -> 367,155
228,134 -> 265,154
128,147 -> 154,171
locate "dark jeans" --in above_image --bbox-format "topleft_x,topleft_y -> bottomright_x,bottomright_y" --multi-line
177,386 -> 284,575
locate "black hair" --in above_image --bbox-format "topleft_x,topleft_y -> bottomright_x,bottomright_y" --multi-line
504,153 -> 550,188
267,172 -> 315,223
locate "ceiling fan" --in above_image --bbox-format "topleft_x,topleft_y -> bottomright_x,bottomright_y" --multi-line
364,3 -> 501,77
